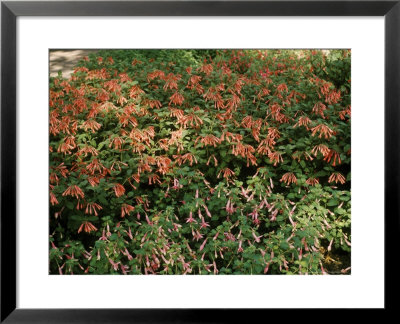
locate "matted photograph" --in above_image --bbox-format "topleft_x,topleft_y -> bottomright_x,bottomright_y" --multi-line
49,49 -> 351,275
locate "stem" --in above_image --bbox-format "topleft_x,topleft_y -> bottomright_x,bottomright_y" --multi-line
226,255 -> 234,269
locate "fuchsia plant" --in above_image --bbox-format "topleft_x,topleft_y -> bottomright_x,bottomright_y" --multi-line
49,49 -> 351,275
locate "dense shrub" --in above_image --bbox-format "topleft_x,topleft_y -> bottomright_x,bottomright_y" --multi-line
49,49 -> 351,275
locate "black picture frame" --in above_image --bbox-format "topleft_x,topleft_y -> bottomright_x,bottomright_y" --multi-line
1,0 -> 398,322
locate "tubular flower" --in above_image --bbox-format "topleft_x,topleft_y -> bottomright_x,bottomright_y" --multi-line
306,177 -> 320,186
169,107 -> 185,119
186,211 -> 197,224
323,149 -> 342,166
86,159 -> 107,175
162,72 -> 180,91
57,142 -> 74,155
129,85 -> 144,99
312,102 -> 327,118
81,119 -> 101,133
218,168 -> 235,180
85,202 -> 102,216
147,69 -> 165,82
198,63 -> 213,75
206,154 -> 218,167
311,124 -> 334,139
268,151 -> 283,166
109,137 -> 124,150
280,172 -> 297,185
113,183 -> 125,197
276,83 -> 288,93
311,144 -> 330,157
294,116 -> 312,129
88,176 -> 100,187
62,185 -> 85,199
174,153 -> 197,166
225,199 -> 236,215
328,172 -> 346,184
77,145 -> 98,157
121,204 -> 135,218
50,191 -> 59,205
339,106 -> 351,120
197,134 -> 220,147
148,174 -> 162,185
169,91 -> 185,106
178,113 -> 203,128
78,221 -> 97,234
256,139 -> 272,156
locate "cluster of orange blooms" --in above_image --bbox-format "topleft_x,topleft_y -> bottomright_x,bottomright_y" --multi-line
50,50 -> 350,238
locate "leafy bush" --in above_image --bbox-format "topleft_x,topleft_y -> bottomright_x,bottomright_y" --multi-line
49,49 -> 351,275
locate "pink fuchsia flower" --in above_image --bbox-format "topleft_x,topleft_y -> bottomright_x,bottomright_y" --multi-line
328,239 -> 334,252
252,232 -> 262,243
108,258 -> 119,271
203,204 -> 212,218
145,213 -> 153,225
237,240 -> 244,253
302,237 -> 309,251
344,236 -> 351,246
225,199 -> 236,215
124,227 -> 133,240
120,264 -> 129,275
200,217 -> 210,229
106,223 -> 111,237
319,261 -> 328,275
270,209 -> 278,221
186,211 -> 197,224
99,229 -> 107,241
192,230 -> 203,241
204,264 -> 213,273
122,248 -> 133,261
213,260 -> 219,274
172,178 -> 182,190
199,238 -> 208,251
341,267 -> 351,274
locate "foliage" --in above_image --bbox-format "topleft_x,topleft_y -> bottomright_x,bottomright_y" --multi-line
49,49 -> 351,275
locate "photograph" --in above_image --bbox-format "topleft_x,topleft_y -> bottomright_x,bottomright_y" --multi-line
49,49 -> 351,275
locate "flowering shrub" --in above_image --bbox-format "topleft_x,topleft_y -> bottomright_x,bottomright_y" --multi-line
49,49 -> 351,275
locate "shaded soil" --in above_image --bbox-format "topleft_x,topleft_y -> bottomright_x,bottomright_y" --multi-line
50,49 -> 98,78
321,246 -> 351,275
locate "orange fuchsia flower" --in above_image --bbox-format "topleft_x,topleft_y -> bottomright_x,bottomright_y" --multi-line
85,202 -> 103,216
169,91 -> 185,106
121,204 -> 135,218
50,191 -> 59,205
78,221 -> 98,234
280,172 -> 297,185
113,183 -> 125,197
81,119 -> 101,133
311,144 -> 330,157
62,185 -> 85,199
268,151 -> 283,166
218,168 -> 235,180
323,149 -> 342,166
310,124 -> 334,139
328,172 -> 346,184
306,177 -> 320,186
294,116 -> 312,129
